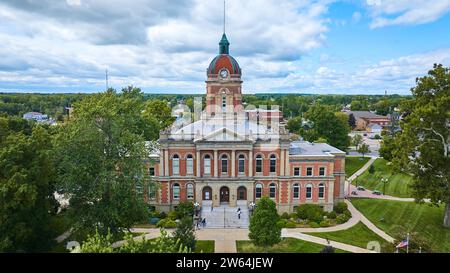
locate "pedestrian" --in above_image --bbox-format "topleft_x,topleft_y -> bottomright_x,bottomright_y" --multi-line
211,206 -> 213,212
238,210 -> 241,219
196,218 -> 200,229
202,217 -> 206,227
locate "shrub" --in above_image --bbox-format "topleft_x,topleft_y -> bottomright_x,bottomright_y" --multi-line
368,164 -> 375,174
173,217 -> 196,251
374,134 -> 381,140
333,202 -> 348,214
167,211 -> 178,220
319,220 -> 331,227
336,214 -> 349,224
344,210 -> 352,218
175,201 -> 194,219
285,221 -> 297,228
309,222 -> 320,228
289,213 -> 298,220
156,218 -> 177,228
276,219 -> 288,228
296,204 -> 324,222
159,211 -> 167,219
327,211 -> 337,219
280,212 -> 290,219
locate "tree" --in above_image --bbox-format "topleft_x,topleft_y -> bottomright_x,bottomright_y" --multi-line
142,99 -> 175,140
379,135 -> 396,161
351,134 -> 363,150
249,197 -> 281,252
80,229 -> 114,253
175,201 -> 194,219
54,88 -> 153,236
348,113 -> 356,129
358,143 -> 371,157
173,216 -> 196,251
0,125 -> 59,252
391,64 -> 450,227
350,100 -> 368,111
286,116 -> 302,134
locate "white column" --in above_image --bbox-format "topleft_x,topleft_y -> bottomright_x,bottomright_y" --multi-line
248,149 -> 253,177
196,150 -> 201,177
164,149 -> 169,176
285,149 -> 290,176
214,149 -> 218,177
231,150 -> 236,177
280,149 -> 285,176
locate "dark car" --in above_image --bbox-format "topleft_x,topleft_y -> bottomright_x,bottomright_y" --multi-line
372,190 -> 382,195
351,191 -> 358,195
357,186 -> 366,191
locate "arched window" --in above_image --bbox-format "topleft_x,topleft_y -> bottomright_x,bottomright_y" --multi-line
186,154 -> 194,175
255,184 -> 263,199
204,155 -> 211,175
255,155 -> 263,173
318,183 -> 325,199
238,154 -> 245,174
148,183 -> 157,200
270,154 -> 277,173
293,184 -> 300,199
306,184 -> 312,199
172,154 -> 180,175
173,183 -> 180,200
187,184 -> 194,199
269,183 -> 276,198
222,93 -> 227,112
221,154 -> 228,174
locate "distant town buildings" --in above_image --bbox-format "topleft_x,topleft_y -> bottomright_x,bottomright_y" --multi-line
23,111 -> 56,125
345,111 -> 389,131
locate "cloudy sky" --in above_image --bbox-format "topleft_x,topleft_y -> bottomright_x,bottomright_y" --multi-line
1,0 -> 450,95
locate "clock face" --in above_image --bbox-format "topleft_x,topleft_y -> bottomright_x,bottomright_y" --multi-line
220,69 -> 229,78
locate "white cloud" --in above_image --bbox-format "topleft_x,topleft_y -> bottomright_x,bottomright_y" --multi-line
366,0 -> 450,28
352,11 -> 362,23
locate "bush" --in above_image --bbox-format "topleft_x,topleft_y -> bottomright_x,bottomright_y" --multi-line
319,220 -> 331,227
159,211 -> 167,219
276,219 -> 288,228
336,214 -> 349,224
167,211 -> 178,220
374,134 -> 381,140
175,201 -> 194,219
309,222 -> 320,228
344,210 -> 352,218
289,213 -> 298,220
280,212 -> 290,219
327,211 -> 337,219
368,164 -> 375,174
156,218 -> 177,228
333,202 -> 348,214
296,204 -> 324,222
285,221 -> 297,228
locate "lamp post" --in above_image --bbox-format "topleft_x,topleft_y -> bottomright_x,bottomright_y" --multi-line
381,178 -> 388,195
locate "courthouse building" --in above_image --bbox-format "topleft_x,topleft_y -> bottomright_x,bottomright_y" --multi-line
146,33 -> 346,213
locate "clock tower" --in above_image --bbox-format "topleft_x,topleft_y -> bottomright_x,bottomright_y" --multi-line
205,33 -> 243,115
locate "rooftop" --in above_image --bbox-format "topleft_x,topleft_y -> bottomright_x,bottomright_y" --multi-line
289,141 -> 345,156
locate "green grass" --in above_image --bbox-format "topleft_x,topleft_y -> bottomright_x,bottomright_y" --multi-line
195,240 -> 214,253
351,198 -> 450,252
353,158 -> 412,197
305,222 -> 391,252
345,156 -> 370,177
236,238 -> 348,253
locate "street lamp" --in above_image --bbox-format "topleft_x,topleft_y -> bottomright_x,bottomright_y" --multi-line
381,178 -> 389,195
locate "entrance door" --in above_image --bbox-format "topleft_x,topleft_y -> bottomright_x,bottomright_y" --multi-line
220,186 -> 229,203
237,186 -> 247,200
202,186 -> 212,200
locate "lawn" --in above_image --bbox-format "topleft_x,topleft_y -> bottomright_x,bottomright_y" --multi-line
351,198 -> 450,252
353,158 -> 412,197
305,222 -> 391,252
195,240 -> 215,253
236,238 -> 347,253
345,156 -> 370,177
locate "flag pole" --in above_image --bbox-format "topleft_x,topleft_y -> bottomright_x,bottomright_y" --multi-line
406,233 -> 410,253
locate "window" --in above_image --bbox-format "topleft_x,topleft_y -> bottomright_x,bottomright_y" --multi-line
187,184 -> 194,199
293,184 -> 300,199
173,183 -> 180,200
238,154 -> 245,174
319,167 -> 325,176
204,155 -> 211,175
255,155 -> 263,173
306,167 -> 313,176
222,94 -> 226,111
270,155 -> 276,173
306,184 -> 312,199
186,154 -> 194,174
318,183 -> 325,199
255,184 -> 262,198
172,154 -> 180,175
294,167 -> 300,176
269,183 -> 276,198
149,167 -> 155,176
148,183 -> 156,200
221,154 -> 228,174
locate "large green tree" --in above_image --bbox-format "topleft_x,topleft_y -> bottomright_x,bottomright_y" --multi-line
0,125 -> 58,252
54,88 -> 154,235
392,64 -> 450,227
142,99 -> 175,140
249,197 -> 281,252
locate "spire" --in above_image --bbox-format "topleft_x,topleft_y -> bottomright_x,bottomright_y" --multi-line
219,0 -> 229,54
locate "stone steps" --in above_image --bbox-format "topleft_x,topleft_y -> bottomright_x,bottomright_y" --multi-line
199,205 -> 249,229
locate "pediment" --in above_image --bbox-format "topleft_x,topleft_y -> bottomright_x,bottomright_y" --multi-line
194,127 -> 251,142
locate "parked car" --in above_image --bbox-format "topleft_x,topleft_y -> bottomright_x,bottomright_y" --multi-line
351,191 -> 358,195
357,186 -> 366,191
372,190 -> 382,195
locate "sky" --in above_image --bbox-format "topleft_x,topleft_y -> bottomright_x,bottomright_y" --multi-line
1,0 -> 450,95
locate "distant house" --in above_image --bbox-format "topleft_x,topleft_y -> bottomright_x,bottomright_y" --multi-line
366,123 -> 382,135
345,111 -> 389,131
23,112 -> 48,121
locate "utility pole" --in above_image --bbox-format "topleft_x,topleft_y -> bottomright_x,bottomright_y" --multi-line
105,69 -> 108,91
